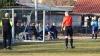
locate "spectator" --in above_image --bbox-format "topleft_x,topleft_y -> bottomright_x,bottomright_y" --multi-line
2,13 -> 12,49
32,23 -> 38,40
50,23 -> 58,40
91,16 -> 98,39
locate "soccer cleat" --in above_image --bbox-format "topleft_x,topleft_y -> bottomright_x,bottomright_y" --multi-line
71,46 -> 75,49
6,46 -> 12,50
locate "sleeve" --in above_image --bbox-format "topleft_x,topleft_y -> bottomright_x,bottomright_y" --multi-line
0,20 -> 2,28
62,17 -> 66,28
91,21 -> 93,26
70,16 -> 73,24
10,19 -> 13,27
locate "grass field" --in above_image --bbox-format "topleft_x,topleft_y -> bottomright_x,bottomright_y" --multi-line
0,39 -> 100,56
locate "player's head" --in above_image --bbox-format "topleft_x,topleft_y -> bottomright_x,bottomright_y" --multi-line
52,22 -> 55,26
92,16 -> 96,21
65,12 -> 69,16
5,13 -> 9,18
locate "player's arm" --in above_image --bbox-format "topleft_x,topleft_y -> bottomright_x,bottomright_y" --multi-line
61,17 -> 66,30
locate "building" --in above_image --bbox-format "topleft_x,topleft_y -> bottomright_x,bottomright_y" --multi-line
73,0 -> 100,15
72,0 -> 100,34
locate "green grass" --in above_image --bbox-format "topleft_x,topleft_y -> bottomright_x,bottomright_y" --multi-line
1,39 -> 100,56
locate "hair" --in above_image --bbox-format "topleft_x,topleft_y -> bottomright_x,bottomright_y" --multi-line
92,16 -> 96,20
65,11 -> 69,14
65,12 -> 69,16
5,13 -> 9,18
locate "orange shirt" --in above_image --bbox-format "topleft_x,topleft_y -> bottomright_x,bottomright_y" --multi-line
62,16 -> 72,27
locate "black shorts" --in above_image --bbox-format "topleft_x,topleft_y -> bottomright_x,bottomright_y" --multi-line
64,26 -> 73,36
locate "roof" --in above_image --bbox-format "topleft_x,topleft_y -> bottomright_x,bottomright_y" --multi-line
15,0 -> 73,11
73,0 -> 100,14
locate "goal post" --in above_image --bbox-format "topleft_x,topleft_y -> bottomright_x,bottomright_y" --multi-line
0,8 -> 46,43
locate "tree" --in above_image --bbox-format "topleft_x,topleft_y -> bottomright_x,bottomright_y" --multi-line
41,0 -> 74,6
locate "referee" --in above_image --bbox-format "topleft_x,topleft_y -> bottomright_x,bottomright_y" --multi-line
62,12 -> 75,48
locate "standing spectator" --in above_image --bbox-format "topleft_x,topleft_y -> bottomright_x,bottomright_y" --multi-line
62,12 -> 75,48
91,16 -> 98,39
2,13 -> 12,49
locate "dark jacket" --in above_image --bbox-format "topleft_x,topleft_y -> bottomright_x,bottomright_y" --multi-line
2,19 -> 12,35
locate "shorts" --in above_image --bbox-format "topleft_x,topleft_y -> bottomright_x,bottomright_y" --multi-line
64,26 -> 73,36
92,27 -> 98,34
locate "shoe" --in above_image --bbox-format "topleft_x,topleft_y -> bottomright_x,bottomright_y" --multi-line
71,46 -> 75,49
6,46 -> 12,50
95,37 -> 97,39
65,46 -> 68,49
